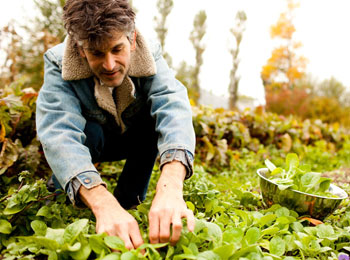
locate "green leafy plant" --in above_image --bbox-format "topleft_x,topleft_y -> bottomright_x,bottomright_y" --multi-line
265,153 -> 336,197
1,84 -> 350,259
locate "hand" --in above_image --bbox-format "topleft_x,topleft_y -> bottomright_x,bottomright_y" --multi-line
79,185 -> 144,250
148,161 -> 195,245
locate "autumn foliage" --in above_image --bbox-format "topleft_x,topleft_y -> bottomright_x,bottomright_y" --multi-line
261,1 -> 306,91
265,87 -> 309,117
262,0 -> 350,127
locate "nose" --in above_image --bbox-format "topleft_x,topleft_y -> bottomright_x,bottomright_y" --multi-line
102,53 -> 115,71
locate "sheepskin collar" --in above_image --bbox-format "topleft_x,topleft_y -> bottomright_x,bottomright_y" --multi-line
61,30 -> 157,133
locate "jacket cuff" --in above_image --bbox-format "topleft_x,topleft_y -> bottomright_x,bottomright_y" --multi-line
66,171 -> 107,207
159,149 -> 194,179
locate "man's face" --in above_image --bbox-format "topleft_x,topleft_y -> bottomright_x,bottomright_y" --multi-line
79,31 -> 136,87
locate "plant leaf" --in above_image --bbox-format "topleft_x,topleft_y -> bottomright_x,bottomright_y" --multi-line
286,153 -> 299,178
265,159 -> 276,172
300,172 -> 321,191
31,220 -> 47,236
223,227 -> 243,243
244,227 -> 260,245
63,219 -> 89,244
0,219 -> 12,234
104,236 -> 126,252
269,236 -> 285,256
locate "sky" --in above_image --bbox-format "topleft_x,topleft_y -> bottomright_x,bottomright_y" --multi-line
1,0 -> 350,106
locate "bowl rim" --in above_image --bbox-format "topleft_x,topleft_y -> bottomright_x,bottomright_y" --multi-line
257,168 -> 348,200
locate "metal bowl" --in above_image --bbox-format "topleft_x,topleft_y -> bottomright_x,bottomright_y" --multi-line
257,168 -> 348,220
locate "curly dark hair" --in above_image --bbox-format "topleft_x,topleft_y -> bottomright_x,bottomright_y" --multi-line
63,0 -> 135,47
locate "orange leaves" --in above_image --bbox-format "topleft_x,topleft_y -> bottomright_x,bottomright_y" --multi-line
270,0 -> 300,39
261,37 -> 307,90
0,138 -> 19,175
0,122 -> 6,143
262,0 -> 348,127
21,91 -> 38,106
262,0 -> 310,118
262,47 -> 292,84
270,13 -> 296,39
299,217 -> 323,226
262,0 -> 306,90
286,65 -> 305,83
261,64 -> 276,85
287,0 -> 300,11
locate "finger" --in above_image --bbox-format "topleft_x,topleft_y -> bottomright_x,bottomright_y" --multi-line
95,223 -> 104,234
96,223 -> 116,236
159,212 -> 171,243
129,222 -> 144,249
184,209 -> 195,232
170,212 -> 182,246
119,231 -> 134,251
148,210 -> 160,244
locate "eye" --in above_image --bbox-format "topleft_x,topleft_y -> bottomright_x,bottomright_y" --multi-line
112,47 -> 122,54
91,51 -> 104,57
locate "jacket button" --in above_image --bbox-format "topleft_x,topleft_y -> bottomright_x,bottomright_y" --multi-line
84,178 -> 91,184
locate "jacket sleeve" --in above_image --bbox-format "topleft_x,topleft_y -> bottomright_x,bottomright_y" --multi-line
36,51 -> 105,203
143,41 -> 196,177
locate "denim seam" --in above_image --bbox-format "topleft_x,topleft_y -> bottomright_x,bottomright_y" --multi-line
159,149 -> 194,179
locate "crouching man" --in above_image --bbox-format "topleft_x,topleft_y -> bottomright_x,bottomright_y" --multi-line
36,0 -> 195,250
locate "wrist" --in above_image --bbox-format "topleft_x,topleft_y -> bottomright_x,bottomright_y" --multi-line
157,161 -> 186,194
79,185 -> 123,215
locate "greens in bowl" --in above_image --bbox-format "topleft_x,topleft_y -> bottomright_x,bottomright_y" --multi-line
258,153 -> 348,219
264,153 -> 336,198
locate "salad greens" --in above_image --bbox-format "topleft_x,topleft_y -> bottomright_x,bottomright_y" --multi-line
2,86 -> 350,259
265,153 -> 335,197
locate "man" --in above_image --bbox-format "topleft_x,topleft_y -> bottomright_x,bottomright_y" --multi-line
36,0 -> 195,250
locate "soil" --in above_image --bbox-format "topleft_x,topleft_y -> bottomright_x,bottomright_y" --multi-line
322,167 -> 350,187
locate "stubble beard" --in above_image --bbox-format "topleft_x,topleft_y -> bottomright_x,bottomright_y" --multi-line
98,66 -> 129,88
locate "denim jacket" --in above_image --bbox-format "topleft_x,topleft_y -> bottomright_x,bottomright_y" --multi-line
36,31 -> 195,204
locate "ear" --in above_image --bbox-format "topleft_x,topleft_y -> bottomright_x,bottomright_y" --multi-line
77,45 -> 86,58
130,30 -> 137,51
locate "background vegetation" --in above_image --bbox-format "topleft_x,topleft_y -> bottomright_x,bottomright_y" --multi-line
0,0 -> 350,259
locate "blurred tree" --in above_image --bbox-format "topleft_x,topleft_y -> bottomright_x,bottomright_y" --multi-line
315,77 -> 347,106
0,0 -> 65,90
261,0 -> 307,92
265,87 -> 310,117
176,61 -> 193,98
189,10 -> 207,104
228,11 -> 247,110
261,0 -> 311,117
20,0 -> 65,90
307,77 -> 350,125
305,96 -> 344,124
0,23 -> 22,87
154,0 -> 173,67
